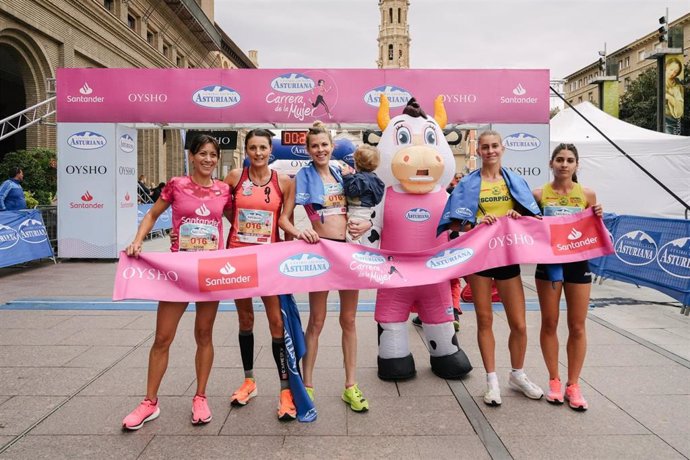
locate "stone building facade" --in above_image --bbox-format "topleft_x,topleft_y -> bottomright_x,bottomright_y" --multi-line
563,12 -> 690,106
0,0 -> 255,183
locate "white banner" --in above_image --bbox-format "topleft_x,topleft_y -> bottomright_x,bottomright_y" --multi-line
491,124 -> 550,190
58,123 -> 137,258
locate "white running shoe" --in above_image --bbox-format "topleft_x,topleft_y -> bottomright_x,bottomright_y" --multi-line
508,372 -> 544,400
483,384 -> 502,406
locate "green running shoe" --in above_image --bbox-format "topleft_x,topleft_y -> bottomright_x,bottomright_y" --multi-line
342,383 -> 369,412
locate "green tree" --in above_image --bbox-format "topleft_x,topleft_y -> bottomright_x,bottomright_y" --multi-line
0,148 -> 56,205
619,63 -> 690,135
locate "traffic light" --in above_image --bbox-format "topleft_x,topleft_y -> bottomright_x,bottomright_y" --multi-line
658,15 -> 668,43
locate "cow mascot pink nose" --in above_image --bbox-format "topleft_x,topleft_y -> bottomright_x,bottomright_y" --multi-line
361,95 -> 472,380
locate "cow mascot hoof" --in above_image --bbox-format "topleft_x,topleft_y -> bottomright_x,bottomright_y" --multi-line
378,354 -> 416,381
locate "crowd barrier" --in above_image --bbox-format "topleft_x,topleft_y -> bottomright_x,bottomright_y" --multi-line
0,209 -> 55,268
137,204 -> 172,234
590,214 -> 690,313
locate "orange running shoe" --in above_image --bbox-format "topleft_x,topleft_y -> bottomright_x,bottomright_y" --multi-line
230,378 -> 257,406
277,389 -> 296,421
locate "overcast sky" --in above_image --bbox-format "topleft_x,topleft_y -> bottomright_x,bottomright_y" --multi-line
215,0 -> 687,80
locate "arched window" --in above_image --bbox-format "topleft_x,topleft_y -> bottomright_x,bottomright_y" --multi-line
398,8 -> 401,23
389,8 -> 393,23
388,44 -> 393,61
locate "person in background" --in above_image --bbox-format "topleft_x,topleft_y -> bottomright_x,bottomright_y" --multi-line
533,143 -> 603,411
279,121 -> 372,412
0,167 -> 26,211
150,182 -> 165,203
121,135 -> 232,430
340,144 -> 385,243
438,130 -> 543,407
138,174 -> 152,203
224,129 -> 297,421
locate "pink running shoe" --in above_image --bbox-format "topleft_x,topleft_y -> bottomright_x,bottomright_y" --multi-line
191,394 -> 212,424
122,398 -> 160,430
545,378 -> 564,405
564,383 -> 588,411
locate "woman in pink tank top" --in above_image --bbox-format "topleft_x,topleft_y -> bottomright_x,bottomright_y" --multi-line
223,129 -> 298,420
121,135 -> 232,430
279,121 -> 372,412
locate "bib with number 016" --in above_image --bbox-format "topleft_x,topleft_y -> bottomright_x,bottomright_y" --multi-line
237,208 -> 273,244
179,223 -> 219,251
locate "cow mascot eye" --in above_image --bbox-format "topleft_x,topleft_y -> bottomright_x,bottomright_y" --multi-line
396,126 -> 412,145
424,126 -> 437,145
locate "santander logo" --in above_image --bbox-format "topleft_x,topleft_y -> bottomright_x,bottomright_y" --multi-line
79,82 -> 93,95
195,204 -> 211,217
219,262 -> 236,275
567,228 -> 583,241
124,192 -> 130,202
70,191 -> 104,209
550,220 -> 602,255
198,255 -> 258,291
512,83 -> 527,96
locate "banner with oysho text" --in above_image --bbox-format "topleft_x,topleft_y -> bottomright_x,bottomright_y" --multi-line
114,209 -> 612,302
0,210 -> 54,268
57,68 -> 549,125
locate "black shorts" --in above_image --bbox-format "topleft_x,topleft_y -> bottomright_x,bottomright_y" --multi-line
321,236 -> 346,243
535,261 -> 592,284
475,264 -> 521,280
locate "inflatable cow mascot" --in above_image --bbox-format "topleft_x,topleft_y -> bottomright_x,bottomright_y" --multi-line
363,95 -> 472,380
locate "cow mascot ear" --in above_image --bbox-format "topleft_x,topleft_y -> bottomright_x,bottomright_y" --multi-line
371,94 -> 472,382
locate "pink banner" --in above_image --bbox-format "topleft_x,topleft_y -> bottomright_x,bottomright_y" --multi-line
57,68 -> 549,124
113,210 -> 612,302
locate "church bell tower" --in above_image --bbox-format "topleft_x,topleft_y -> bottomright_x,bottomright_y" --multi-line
377,0 -> 410,69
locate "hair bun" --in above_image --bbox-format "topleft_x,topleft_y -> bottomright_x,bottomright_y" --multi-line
312,121 -> 324,128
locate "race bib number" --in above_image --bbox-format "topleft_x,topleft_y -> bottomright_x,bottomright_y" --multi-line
179,223 -> 219,251
322,183 -> 346,216
237,208 -> 273,244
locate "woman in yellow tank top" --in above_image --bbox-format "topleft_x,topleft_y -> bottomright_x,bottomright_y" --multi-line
532,143 -> 603,411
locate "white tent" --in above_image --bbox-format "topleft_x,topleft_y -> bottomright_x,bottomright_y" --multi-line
550,102 -> 690,219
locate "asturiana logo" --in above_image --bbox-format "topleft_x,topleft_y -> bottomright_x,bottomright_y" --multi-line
270,73 -> 315,94
351,251 -> 386,265
67,131 -> 107,150
0,224 -> 20,250
405,208 -> 431,222
244,211 -> 265,222
279,253 -> 330,278
454,207 -> 473,218
615,230 -> 658,266
290,145 -> 310,159
192,85 -> 241,108
656,237 -> 690,279
503,133 -> 541,151
18,218 -> 48,244
426,248 -> 474,269
363,85 -> 413,107
119,134 -> 135,153
500,83 -> 538,104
